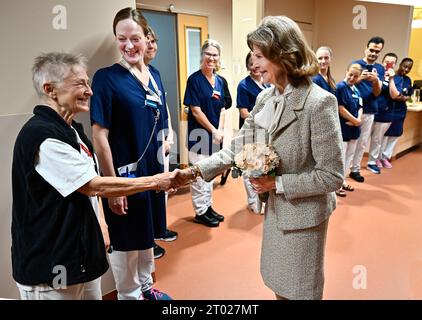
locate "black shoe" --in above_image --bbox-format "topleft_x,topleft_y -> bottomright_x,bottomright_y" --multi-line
153,243 -> 165,259
155,229 -> 178,242
220,169 -> 231,185
349,171 -> 365,183
194,212 -> 220,227
207,206 -> 224,222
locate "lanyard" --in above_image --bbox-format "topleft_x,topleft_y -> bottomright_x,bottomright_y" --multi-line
79,143 -> 93,158
119,58 -> 162,105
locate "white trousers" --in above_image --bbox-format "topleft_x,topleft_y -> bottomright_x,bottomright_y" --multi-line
243,176 -> 259,206
343,140 -> 358,178
381,136 -> 400,160
108,249 -> 154,300
351,113 -> 374,172
368,122 -> 391,164
189,151 -> 215,216
17,277 -> 102,300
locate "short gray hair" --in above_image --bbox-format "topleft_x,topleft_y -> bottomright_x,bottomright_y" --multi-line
32,52 -> 88,98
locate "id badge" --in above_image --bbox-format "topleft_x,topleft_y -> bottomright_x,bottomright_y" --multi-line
212,90 -> 221,100
145,98 -> 158,109
358,97 -> 363,107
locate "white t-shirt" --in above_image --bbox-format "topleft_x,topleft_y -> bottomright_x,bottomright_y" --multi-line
18,128 -> 99,292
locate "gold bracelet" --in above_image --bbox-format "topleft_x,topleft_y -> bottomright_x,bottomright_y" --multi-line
189,165 -> 202,179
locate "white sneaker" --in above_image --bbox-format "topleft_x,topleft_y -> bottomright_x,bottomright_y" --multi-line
260,202 -> 265,215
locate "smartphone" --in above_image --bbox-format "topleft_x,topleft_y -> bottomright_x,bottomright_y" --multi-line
366,64 -> 374,72
386,62 -> 394,70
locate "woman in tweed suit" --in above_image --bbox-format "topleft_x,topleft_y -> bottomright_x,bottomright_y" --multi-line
175,16 -> 344,300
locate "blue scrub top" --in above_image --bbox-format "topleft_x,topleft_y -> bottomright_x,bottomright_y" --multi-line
336,80 -> 362,141
353,59 -> 385,114
374,77 -> 394,123
384,75 -> 413,137
184,70 -> 225,156
236,76 -> 268,128
148,64 -> 168,128
313,73 -> 336,95
90,63 -> 168,250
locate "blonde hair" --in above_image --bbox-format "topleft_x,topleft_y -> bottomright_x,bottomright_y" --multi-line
247,16 -> 318,87
200,39 -> 222,71
316,46 -> 336,90
347,63 -> 362,74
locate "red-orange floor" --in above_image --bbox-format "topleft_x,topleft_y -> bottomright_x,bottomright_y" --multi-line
154,147 -> 422,300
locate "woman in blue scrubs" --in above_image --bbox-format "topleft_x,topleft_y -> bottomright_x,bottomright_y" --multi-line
382,58 -> 414,166
336,63 -> 363,196
237,52 -> 268,214
90,7 -> 171,300
184,39 -> 226,227
313,46 -> 336,95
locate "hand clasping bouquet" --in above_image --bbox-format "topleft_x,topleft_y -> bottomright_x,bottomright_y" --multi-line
231,143 -> 280,202
232,142 -> 280,178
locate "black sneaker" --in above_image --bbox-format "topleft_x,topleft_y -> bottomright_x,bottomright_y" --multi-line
153,243 -> 165,259
349,171 -> 365,183
207,206 -> 224,222
194,212 -> 219,227
155,229 -> 178,242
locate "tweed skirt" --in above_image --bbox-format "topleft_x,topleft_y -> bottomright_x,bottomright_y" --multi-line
260,208 -> 329,300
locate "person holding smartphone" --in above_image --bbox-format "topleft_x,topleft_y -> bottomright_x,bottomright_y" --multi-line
369,53 -> 398,169
381,58 -> 414,166
349,36 -> 385,182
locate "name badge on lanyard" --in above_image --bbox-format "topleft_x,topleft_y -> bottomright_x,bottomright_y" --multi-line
212,90 -> 221,100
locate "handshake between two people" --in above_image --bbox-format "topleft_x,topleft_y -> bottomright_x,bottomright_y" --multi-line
153,167 -> 198,193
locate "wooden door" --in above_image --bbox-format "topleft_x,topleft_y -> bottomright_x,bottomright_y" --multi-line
177,14 -> 208,166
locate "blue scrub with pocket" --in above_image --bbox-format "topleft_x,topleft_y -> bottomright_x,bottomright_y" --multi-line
312,73 -> 336,95
236,76 -> 268,128
90,63 -> 168,251
184,70 -> 225,156
353,59 -> 385,114
336,81 -> 362,141
385,75 -> 413,137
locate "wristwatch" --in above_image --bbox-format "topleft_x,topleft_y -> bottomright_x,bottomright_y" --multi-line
189,165 -> 202,179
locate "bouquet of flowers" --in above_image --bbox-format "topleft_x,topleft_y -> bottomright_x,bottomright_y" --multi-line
232,142 -> 280,178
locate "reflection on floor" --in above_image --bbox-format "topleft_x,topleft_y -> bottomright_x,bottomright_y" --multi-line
153,147 -> 422,300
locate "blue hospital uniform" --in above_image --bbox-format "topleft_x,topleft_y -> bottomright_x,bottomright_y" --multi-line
336,81 -> 362,141
353,59 -> 385,114
184,70 -> 225,156
385,75 -> 413,137
90,63 -> 168,251
313,73 -> 336,95
236,76 -> 268,128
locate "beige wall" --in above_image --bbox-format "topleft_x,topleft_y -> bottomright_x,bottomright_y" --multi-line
0,0 -> 134,299
315,0 -> 413,83
264,0 -> 315,23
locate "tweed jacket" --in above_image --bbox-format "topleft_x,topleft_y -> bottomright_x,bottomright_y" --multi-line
197,83 -> 344,230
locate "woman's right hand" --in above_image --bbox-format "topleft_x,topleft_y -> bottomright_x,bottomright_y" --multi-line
108,196 -> 128,215
153,170 -> 180,192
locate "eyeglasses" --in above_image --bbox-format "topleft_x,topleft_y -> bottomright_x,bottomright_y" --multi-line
368,48 -> 381,54
203,52 -> 219,58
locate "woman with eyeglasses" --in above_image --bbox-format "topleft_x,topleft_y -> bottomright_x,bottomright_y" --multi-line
183,39 -> 226,228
